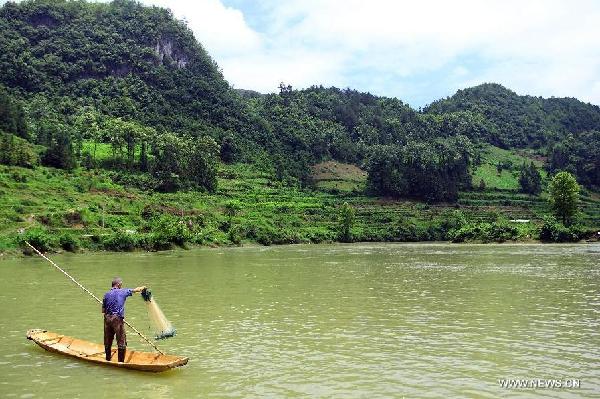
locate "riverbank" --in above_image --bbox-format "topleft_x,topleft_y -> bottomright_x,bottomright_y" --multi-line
1,163 -> 598,256
3,238 -> 600,261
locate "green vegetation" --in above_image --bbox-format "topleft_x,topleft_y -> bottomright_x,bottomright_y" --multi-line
338,202 -> 355,242
472,145 -> 547,191
365,136 -> 472,202
0,0 -> 598,253
539,216 -> 587,243
0,133 -> 41,167
547,131 -> 600,190
0,86 -> 27,139
518,162 -> 542,195
0,162 -> 598,254
311,161 -> 366,193
427,84 -> 600,190
425,83 -> 600,149
451,220 -> 538,243
548,172 -> 580,225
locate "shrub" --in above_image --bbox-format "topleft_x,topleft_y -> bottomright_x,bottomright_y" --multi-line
255,226 -> 277,246
0,133 -> 39,168
338,202 -> 355,242
112,172 -> 159,191
539,216 -> 586,242
247,224 -> 305,246
391,219 -> 420,241
147,215 -> 192,248
11,171 -> 27,182
19,228 -> 58,252
58,233 -> 80,252
305,227 -> 335,243
435,210 -> 467,237
228,225 -> 243,245
101,231 -> 139,251
451,221 -> 520,243
0,235 -> 15,252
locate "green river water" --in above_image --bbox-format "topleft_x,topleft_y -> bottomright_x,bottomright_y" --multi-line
0,243 -> 599,398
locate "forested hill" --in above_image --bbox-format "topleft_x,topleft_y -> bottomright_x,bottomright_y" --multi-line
0,0 -> 254,137
425,83 -> 600,148
0,0 -> 598,198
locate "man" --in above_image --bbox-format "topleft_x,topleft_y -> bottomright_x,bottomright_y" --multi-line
102,277 -> 146,362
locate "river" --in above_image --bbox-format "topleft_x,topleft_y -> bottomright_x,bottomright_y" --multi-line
1,243 -> 599,398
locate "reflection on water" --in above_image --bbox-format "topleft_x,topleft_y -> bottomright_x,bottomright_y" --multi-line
0,243 -> 599,398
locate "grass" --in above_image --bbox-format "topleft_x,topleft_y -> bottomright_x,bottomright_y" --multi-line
0,152 -> 598,253
473,144 -> 548,190
81,141 -> 113,161
311,161 -> 367,193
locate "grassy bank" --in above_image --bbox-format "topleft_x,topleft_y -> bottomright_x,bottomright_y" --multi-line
1,155 -> 599,255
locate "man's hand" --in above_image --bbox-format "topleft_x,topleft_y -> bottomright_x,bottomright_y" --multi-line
132,286 -> 147,293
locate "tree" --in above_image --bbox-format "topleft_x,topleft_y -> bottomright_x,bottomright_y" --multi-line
103,118 -> 149,169
478,179 -> 486,191
151,132 -> 184,192
547,131 -> 600,189
0,87 -> 28,140
139,125 -> 156,172
151,133 -> 219,192
41,125 -> 75,170
187,136 -> 219,192
0,133 -> 39,167
365,136 -> 473,203
74,109 -> 102,164
548,171 -> 580,225
220,133 -> 238,163
104,117 -> 127,166
339,202 -> 355,242
518,162 -> 542,195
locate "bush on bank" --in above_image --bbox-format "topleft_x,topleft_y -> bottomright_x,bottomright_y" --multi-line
538,216 -> 589,243
450,220 -> 536,243
5,213 -> 595,255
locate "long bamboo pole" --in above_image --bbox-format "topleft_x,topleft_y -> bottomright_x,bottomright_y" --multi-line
25,241 -> 164,354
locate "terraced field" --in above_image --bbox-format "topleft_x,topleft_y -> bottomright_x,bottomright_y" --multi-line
1,156 -> 598,252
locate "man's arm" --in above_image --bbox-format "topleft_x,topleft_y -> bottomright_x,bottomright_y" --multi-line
132,286 -> 147,293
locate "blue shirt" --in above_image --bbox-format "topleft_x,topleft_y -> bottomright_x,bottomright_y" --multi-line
102,288 -> 133,319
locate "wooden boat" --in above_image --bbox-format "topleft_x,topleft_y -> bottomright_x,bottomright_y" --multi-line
26,329 -> 188,372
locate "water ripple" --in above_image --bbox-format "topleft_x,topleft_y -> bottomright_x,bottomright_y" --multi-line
1,243 -> 599,398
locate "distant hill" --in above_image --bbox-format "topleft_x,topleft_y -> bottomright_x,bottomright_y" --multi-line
0,0 -> 598,195
0,0 -> 251,136
424,83 -> 600,148
235,88 -> 264,99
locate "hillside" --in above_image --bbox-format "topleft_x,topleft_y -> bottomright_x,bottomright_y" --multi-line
425,83 -> 600,148
0,0 -> 246,134
0,0 -> 598,252
425,83 -> 600,189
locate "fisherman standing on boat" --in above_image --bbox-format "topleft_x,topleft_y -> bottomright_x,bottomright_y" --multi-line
102,277 -> 146,362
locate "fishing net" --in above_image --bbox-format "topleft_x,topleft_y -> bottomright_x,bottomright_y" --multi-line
141,288 -> 176,340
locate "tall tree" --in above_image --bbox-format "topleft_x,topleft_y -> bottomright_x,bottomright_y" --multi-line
74,109 -> 102,164
187,135 -> 219,192
41,125 -> 75,170
518,162 -> 542,195
0,86 -> 28,139
548,171 -> 580,225
338,202 -> 355,242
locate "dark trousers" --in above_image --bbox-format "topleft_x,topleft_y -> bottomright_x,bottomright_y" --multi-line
104,313 -> 127,349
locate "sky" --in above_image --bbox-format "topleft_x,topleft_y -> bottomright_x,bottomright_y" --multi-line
5,0 -> 600,107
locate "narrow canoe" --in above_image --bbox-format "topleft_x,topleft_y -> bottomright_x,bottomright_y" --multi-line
26,329 -> 188,372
